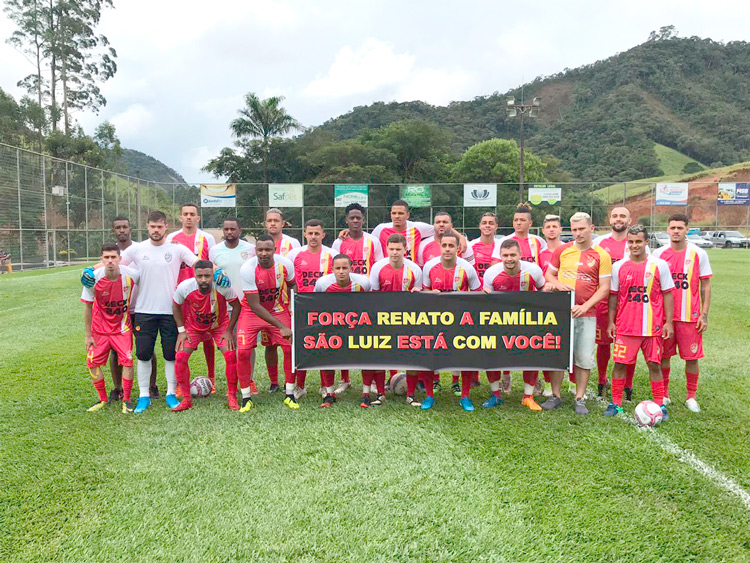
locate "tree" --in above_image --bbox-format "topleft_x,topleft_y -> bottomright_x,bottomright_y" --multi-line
230,92 -> 301,183
306,140 -> 399,182
93,120 -> 122,170
452,138 -> 547,183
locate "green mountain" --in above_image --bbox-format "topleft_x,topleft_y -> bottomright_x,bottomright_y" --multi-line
120,148 -> 188,184
313,32 -> 750,182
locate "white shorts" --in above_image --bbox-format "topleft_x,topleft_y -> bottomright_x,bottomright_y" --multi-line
573,316 -> 597,370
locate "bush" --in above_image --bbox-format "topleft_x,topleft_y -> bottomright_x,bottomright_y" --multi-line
682,162 -> 704,174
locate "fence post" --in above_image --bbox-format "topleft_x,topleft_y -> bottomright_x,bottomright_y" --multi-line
84,166 -> 90,260
136,177 -> 142,239
42,156 -> 49,268
101,170 -> 105,245
16,148 -> 24,271
66,162 -> 71,265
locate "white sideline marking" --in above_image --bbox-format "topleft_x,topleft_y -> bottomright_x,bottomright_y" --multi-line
593,394 -> 750,511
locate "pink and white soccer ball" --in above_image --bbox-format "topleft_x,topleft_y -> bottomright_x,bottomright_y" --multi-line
634,400 -> 663,426
390,372 -> 408,396
190,376 -> 213,397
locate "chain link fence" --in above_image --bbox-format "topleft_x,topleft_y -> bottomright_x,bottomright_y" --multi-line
1,142 -> 749,270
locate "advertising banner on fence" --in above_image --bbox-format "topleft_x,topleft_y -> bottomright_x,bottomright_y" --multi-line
655,183 -> 689,206
718,183 -> 750,206
293,291 -> 573,372
268,183 -> 304,207
528,184 -> 562,205
463,184 -> 498,207
334,184 -> 369,207
200,184 -> 236,207
399,184 -> 431,207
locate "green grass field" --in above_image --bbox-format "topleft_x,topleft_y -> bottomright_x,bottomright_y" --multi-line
653,143 -> 705,177
2,254 -> 750,562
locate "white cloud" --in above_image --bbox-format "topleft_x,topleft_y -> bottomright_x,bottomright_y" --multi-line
184,145 -> 224,177
394,68 -> 475,105
303,39 -> 415,98
110,104 -> 154,138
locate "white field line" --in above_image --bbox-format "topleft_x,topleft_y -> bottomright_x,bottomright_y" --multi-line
591,393 -> 750,511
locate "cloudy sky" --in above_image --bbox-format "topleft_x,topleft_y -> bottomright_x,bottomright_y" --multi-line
1,0 -> 748,182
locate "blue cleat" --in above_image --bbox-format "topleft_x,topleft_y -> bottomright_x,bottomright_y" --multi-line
482,395 -> 503,409
603,402 -> 623,417
421,396 -> 435,411
459,397 -> 475,412
134,396 -> 151,414
165,394 -> 180,409
660,405 -> 669,423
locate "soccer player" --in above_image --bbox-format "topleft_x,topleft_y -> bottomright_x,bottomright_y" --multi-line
238,235 -> 297,410
370,234 -> 423,407
422,232 -> 481,412
208,217 -> 256,292
468,212 -> 501,281
605,226 -> 674,419
314,254 -> 371,407
593,207 -> 638,398
167,204 -> 218,390
331,202 -> 383,394
482,239 -> 547,411
81,244 -> 139,412
285,219 -> 335,399
262,208 -> 301,392
172,260 -> 241,411
416,211 -> 473,267
653,214 -> 712,412
537,214 -> 564,396
371,199 -> 435,261
543,212 -> 612,415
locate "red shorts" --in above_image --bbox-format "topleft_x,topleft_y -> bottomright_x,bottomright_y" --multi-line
87,332 -> 133,368
595,309 -> 612,345
612,335 -> 663,365
237,310 -> 291,350
663,321 -> 704,361
260,329 -> 273,347
184,321 -> 230,350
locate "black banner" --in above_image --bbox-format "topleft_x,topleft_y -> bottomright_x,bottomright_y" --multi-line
293,291 -> 573,371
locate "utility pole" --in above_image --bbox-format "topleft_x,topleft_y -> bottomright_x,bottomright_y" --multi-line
506,96 -> 541,203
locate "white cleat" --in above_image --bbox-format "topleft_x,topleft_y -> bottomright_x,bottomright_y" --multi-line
685,398 -> 701,413
663,396 -> 672,406
334,381 -> 351,396
501,372 -> 512,395
293,386 -> 307,400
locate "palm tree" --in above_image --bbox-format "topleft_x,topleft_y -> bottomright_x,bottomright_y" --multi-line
230,93 -> 301,183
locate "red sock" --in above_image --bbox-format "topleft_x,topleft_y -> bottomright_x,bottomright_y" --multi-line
282,348 -> 294,385
625,364 -> 635,389
296,369 -> 307,389
203,342 -> 215,381
122,378 -> 133,402
461,372 -> 474,399
374,371 -> 386,395
93,378 -> 107,402
237,348 -> 254,388
452,373 -> 460,384
661,367 -> 671,397
406,374 -> 418,396
487,371 -> 501,396
421,371 -> 434,397
341,369 -> 350,383
267,363 -> 279,386
596,344 -> 610,385
175,350 -> 192,395
543,371 -> 551,383
569,371 -> 576,383
611,378 -> 625,406
321,370 -> 335,388
362,370 -> 374,387
522,371 -> 538,399
223,350 -> 238,395
434,372 -> 440,383
686,370 -> 699,400
650,379 -> 665,406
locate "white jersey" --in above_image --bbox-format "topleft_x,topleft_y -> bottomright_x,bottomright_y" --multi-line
120,240 -> 198,315
274,233 -> 301,257
416,236 -> 475,267
208,240 -> 256,298
314,273 -> 371,292
80,265 -> 140,304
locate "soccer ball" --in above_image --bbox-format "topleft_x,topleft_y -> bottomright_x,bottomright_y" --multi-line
634,400 -> 663,427
390,372 -> 408,396
190,376 -> 213,398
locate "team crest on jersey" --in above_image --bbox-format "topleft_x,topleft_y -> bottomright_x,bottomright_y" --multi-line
685,259 -> 692,266
165,252 -> 173,263
241,251 -> 249,259
644,271 -> 652,280
691,343 -> 698,353
587,257 -> 596,268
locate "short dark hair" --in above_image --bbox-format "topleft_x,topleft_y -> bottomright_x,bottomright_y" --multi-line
500,238 -> 520,251
222,216 -> 241,228
147,210 -> 167,224
304,219 -> 324,230
437,232 -> 459,245
391,199 -> 410,211
387,233 -> 406,247
628,225 -> 649,239
514,203 -> 532,218
101,243 -> 120,255
256,234 -> 275,244
345,203 -> 366,216
333,253 -> 352,265
181,203 -> 199,213
112,216 -> 130,226
194,259 -> 213,271
668,213 -> 689,226
434,211 -> 452,221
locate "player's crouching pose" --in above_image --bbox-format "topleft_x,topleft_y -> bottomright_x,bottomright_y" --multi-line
238,235 -> 298,410
605,226 -> 674,420
171,260 -> 240,412
314,254 -> 371,407
81,244 -> 139,413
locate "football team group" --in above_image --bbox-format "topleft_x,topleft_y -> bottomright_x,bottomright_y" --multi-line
79,199 -> 711,420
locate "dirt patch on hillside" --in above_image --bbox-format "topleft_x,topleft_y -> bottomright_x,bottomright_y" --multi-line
536,80 -> 575,125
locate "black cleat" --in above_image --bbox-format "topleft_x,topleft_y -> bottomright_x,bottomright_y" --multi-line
624,387 -> 633,402
149,385 -> 160,400
597,383 -> 604,397
109,388 -> 123,402
268,384 -> 280,394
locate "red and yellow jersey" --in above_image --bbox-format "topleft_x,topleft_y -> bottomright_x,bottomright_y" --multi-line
314,273 -> 371,292
422,258 -> 481,292
331,233 -> 383,275
371,221 -> 434,261
549,243 -> 612,316
286,245 -> 335,293
166,229 -> 216,283
482,261 -> 545,292
538,248 -> 553,275
369,258 -> 422,292
80,266 -> 139,335
495,233 -> 547,264
416,236 -> 475,267
274,233 -> 301,257
611,257 -> 675,336
240,255 -> 295,315
172,278 -> 237,332
468,238 -> 500,280
652,243 -> 712,322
